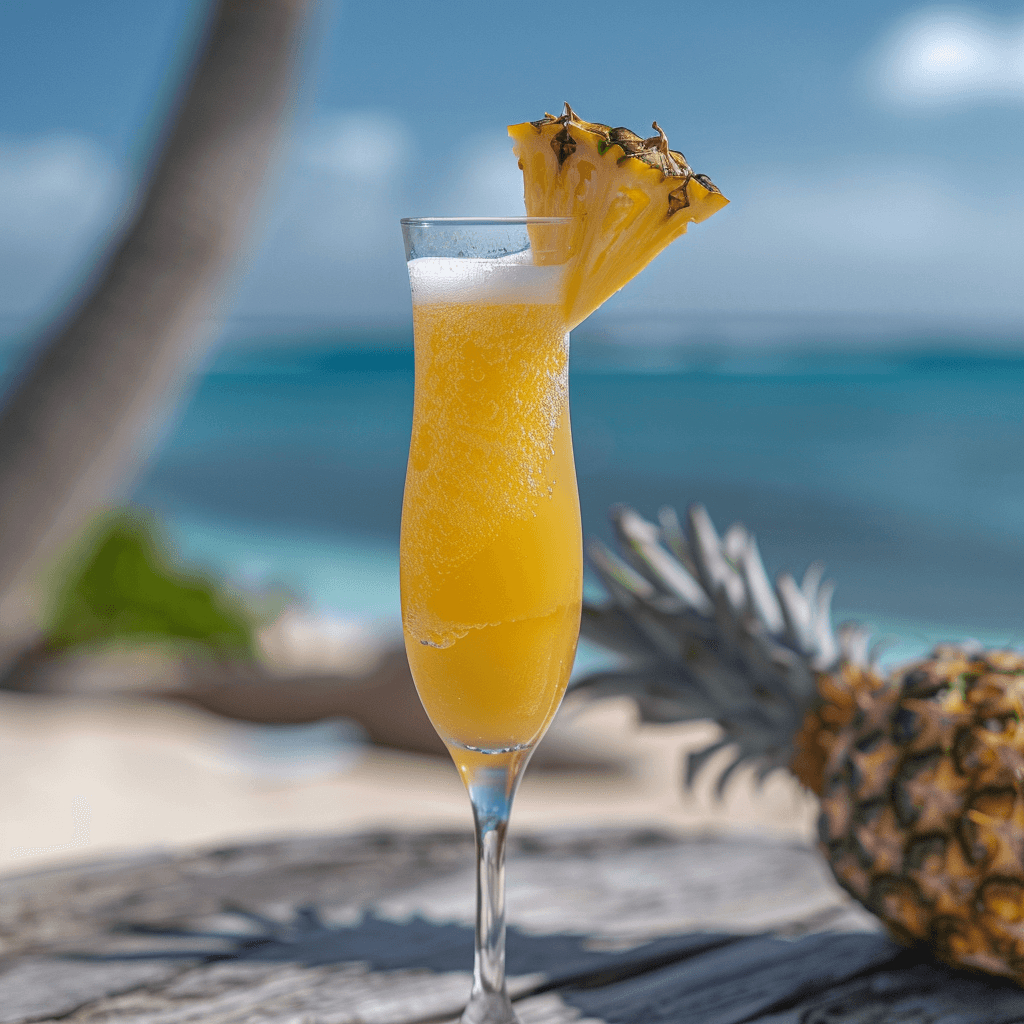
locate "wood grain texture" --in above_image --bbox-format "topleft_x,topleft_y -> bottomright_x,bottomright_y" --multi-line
562,931 -> 1024,1024
0,828 -> 1017,1023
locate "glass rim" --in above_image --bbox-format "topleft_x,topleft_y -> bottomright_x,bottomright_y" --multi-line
400,216 -> 571,227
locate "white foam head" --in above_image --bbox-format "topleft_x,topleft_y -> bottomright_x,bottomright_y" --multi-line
408,252 -> 563,306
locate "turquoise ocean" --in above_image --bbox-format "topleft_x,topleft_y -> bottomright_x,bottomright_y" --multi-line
7,330 -> 1024,668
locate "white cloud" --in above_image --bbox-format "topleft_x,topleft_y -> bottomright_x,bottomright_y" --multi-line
0,136 -> 122,318
432,134 -> 525,217
231,124 -> 526,321
302,112 -> 409,178
231,112 -> 414,321
870,7 -> 1024,107
289,112 -> 410,247
778,168 -> 948,256
610,161 -> 1024,324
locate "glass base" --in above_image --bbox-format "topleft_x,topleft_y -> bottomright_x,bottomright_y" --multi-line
460,991 -> 520,1024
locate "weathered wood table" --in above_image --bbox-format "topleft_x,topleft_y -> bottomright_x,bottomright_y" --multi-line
1,828 -> 1022,1023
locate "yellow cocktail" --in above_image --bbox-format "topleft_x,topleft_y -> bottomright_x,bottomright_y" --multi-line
399,220 -> 579,1024
397,107 -> 726,1024
401,254 -> 582,761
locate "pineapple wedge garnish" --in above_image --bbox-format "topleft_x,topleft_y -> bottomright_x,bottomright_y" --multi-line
509,103 -> 728,329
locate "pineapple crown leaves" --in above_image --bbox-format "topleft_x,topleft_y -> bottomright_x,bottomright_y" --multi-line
572,503 -> 872,793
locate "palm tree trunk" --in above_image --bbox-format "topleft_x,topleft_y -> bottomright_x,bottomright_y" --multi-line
0,0 -> 315,668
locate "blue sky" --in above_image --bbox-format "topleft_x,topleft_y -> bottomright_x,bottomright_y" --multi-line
1,0 -> 1023,338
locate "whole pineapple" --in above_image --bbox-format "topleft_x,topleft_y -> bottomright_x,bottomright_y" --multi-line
575,503 -> 1024,984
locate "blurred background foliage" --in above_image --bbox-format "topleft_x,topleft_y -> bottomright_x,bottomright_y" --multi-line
45,512 -> 258,659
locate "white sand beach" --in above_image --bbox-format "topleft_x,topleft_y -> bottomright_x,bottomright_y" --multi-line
0,689 -> 817,875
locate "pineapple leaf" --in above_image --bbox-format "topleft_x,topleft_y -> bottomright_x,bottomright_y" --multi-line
573,503 -> 860,792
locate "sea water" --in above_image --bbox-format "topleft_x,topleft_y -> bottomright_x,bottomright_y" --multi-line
4,335 -> 1024,669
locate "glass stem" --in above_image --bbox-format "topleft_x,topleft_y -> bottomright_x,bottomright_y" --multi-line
458,749 -> 530,1024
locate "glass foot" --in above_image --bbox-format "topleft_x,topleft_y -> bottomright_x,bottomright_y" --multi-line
460,991 -> 520,1024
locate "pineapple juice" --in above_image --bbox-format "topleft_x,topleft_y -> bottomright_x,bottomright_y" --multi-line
400,256 -> 582,753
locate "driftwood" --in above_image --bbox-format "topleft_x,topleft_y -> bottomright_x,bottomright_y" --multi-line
0,0 -> 313,671
170,646 -> 450,757
0,640 -> 448,758
0,827 -> 1018,1023
0,635 -> 634,769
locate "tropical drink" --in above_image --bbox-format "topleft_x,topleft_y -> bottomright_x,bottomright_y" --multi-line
398,106 -> 726,1024
401,257 -> 582,756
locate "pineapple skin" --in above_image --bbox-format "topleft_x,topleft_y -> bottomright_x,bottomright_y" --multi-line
803,647 -> 1024,982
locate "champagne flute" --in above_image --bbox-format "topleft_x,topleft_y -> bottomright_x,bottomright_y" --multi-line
399,217 -> 582,1024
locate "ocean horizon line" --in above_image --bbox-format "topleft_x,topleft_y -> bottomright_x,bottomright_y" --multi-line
1,308 -> 1023,354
